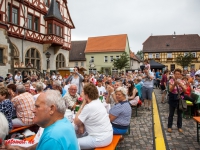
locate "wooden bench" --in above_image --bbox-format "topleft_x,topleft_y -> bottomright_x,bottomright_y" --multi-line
183,100 -> 193,119
9,125 -> 34,134
25,135 -> 36,142
193,117 -> 200,142
95,135 -> 121,150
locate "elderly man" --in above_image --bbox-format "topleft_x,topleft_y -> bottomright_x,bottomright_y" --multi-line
12,84 -> 35,127
24,82 -> 36,95
63,84 -> 79,110
6,90 -> 79,150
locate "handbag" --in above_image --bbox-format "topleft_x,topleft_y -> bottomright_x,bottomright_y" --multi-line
176,85 -> 187,111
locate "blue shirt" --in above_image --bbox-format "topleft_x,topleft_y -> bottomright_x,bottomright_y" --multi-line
62,88 -> 66,97
36,118 -> 79,150
135,83 -> 142,98
0,99 -> 13,130
109,101 -> 131,126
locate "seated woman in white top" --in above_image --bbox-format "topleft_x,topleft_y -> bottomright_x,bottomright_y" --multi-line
74,83 -> 113,150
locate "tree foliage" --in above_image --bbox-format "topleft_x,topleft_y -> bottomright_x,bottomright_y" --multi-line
136,50 -> 143,60
112,52 -> 129,71
175,52 -> 194,69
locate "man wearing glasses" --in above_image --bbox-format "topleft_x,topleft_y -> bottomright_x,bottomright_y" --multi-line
63,84 -> 79,110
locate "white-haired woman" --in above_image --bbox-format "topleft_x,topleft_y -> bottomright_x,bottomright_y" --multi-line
0,112 -> 9,142
109,87 -> 132,135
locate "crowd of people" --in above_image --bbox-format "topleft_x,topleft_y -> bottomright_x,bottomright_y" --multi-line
0,63 -> 200,149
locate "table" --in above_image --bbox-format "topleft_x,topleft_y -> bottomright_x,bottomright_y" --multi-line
193,117 -> 200,142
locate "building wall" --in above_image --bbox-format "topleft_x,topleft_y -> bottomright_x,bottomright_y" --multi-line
85,52 -> 125,74
69,61 -> 86,69
0,29 -> 11,77
144,52 -> 200,71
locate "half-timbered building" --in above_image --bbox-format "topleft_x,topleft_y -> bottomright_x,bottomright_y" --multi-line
0,0 -> 74,77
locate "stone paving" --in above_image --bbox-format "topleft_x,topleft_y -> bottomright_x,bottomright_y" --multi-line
117,89 -> 200,150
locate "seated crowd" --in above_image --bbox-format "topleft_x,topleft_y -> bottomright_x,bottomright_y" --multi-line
0,69 -> 150,150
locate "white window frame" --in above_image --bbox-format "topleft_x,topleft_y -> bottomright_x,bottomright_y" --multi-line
155,53 -> 160,58
75,62 -> 78,66
104,56 -> 108,62
116,56 -> 120,60
191,52 -> 196,58
167,53 -> 172,58
90,56 -> 94,63
149,53 -> 153,59
110,56 -> 113,62
81,62 -> 84,66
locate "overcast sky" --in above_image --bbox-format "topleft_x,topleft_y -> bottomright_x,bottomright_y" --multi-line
68,0 -> 200,53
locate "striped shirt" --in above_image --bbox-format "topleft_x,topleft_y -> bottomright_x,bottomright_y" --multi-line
109,100 -> 132,126
12,92 -> 35,125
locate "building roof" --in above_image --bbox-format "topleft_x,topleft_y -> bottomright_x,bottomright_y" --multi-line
69,41 -> 87,61
143,34 -> 200,52
130,51 -> 141,62
85,34 -> 127,53
44,0 -> 64,22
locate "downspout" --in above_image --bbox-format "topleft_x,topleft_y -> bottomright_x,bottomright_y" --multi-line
22,0 -> 26,63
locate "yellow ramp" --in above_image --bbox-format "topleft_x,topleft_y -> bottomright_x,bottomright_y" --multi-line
152,92 -> 166,150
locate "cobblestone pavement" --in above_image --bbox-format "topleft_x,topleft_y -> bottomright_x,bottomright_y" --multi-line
117,89 -> 200,150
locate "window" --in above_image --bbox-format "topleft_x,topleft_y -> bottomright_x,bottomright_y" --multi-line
25,48 -> 40,69
184,52 -> 189,56
167,53 -> 172,58
110,56 -> 113,62
81,62 -> 84,66
34,17 -> 39,32
104,56 -> 108,62
56,53 -> 65,69
0,49 -> 3,63
45,0 -> 49,6
116,56 -> 119,60
191,64 -> 195,69
8,4 -> 19,24
90,56 -> 94,63
48,23 -> 52,34
56,1 -> 60,9
155,53 -> 160,58
149,53 -> 153,59
191,52 -> 196,58
89,68 -> 96,74
27,14 -> 33,30
170,64 -> 175,72
74,62 -> 78,67
55,25 -> 62,36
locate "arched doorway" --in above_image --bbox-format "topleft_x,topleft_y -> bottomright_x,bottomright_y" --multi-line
25,48 -> 41,70
12,43 -> 20,67
56,53 -> 66,69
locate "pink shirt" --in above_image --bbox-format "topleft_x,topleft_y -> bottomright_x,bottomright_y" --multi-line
169,79 -> 185,94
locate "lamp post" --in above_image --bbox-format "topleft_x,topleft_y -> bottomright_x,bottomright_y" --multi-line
45,52 -> 51,71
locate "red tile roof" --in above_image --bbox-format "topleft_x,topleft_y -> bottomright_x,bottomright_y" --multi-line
85,34 -> 127,53
143,34 -> 200,52
130,51 -> 141,62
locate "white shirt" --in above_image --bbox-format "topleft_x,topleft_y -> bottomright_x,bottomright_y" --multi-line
78,99 -> 113,141
14,74 -> 22,82
96,86 -> 106,96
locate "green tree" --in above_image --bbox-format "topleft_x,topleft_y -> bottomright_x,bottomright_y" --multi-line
136,50 -> 143,60
175,52 -> 194,69
113,52 -> 129,72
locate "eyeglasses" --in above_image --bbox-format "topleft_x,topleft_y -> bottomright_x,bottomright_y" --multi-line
69,89 -> 77,91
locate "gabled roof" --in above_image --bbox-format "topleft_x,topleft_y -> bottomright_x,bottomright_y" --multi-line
85,34 -> 127,53
130,51 -> 141,62
44,0 -> 64,22
69,41 -> 87,61
143,34 -> 200,52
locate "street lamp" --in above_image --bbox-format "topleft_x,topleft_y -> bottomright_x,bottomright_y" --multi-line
45,52 -> 51,71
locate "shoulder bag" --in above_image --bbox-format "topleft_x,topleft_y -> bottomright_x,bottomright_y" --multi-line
176,85 -> 187,111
